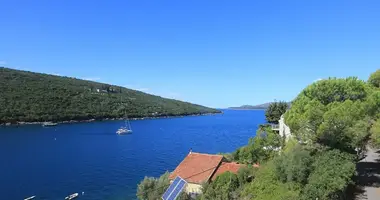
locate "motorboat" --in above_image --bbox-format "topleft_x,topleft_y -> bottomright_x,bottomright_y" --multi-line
42,122 -> 57,127
24,196 -> 36,200
65,193 -> 78,200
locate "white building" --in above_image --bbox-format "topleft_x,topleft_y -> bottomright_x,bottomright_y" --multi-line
278,115 -> 291,139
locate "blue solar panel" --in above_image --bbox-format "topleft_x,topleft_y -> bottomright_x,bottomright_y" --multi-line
168,180 -> 186,200
162,177 -> 181,200
162,176 -> 187,200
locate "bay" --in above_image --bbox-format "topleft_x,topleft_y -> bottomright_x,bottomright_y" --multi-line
0,109 -> 265,200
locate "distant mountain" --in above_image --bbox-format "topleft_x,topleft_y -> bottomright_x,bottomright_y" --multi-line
0,67 -> 221,124
229,103 -> 271,110
229,102 -> 290,110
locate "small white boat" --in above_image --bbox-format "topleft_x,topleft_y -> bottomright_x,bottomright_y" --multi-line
116,127 -> 133,135
65,193 -> 78,200
42,122 -> 57,127
24,196 -> 36,200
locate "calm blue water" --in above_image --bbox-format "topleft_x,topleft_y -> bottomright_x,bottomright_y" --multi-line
0,109 -> 265,200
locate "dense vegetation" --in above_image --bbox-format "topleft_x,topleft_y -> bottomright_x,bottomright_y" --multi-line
137,70 -> 380,200
201,168 -> 254,200
0,67 -> 220,124
368,69 -> 380,88
137,172 -> 191,200
231,126 -> 283,164
284,76 -> 380,150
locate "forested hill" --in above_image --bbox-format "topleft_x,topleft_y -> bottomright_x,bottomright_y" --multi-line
0,67 -> 220,124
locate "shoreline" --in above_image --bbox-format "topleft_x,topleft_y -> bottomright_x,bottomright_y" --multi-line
0,112 -> 222,126
226,108 -> 266,110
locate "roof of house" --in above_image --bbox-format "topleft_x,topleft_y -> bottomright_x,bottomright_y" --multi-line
169,152 -> 223,184
211,162 -> 245,180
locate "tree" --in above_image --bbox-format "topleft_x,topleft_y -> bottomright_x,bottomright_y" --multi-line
201,172 -> 240,200
232,127 -> 283,164
364,91 -> 380,118
241,161 -> 300,200
273,146 -> 313,185
279,75 -> 374,200
300,77 -> 369,105
347,118 -> 372,155
368,69 -> 380,88
370,119 -> 380,147
137,172 -> 170,200
284,77 -> 375,152
316,100 -> 368,152
136,172 -> 192,200
265,101 -> 288,124
285,98 -> 326,137
301,150 -> 355,200
237,165 -> 256,185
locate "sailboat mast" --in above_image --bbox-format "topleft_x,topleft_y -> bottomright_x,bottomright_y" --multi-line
123,101 -> 132,130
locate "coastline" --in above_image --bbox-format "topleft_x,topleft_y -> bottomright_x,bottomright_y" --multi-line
226,108 -> 266,110
0,112 -> 222,126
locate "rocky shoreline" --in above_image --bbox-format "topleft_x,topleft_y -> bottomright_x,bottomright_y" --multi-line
0,112 -> 222,126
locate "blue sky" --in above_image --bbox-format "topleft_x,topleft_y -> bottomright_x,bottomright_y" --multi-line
0,0 -> 379,108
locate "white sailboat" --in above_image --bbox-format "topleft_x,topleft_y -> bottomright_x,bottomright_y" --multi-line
116,128 -> 132,134
116,103 -> 133,135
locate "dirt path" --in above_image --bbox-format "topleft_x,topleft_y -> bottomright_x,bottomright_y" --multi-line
353,148 -> 380,200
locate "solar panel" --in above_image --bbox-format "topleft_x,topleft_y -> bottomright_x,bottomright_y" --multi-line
162,176 -> 187,200
168,179 -> 186,200
162,177 -> 181,200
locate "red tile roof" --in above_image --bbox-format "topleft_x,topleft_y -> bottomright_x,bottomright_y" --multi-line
211,162 -> 245,180
169,152 -> 223,184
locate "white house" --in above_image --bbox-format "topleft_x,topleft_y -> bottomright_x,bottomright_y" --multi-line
278,115 -> 291,139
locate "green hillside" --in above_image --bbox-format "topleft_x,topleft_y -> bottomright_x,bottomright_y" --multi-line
0,67 -> 220,124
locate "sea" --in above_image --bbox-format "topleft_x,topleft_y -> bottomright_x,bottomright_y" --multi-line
0,109 -> 265,200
